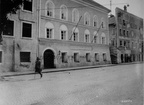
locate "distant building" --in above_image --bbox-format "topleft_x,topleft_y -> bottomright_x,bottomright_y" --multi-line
109,7 -> 143,63
0,0 -> 111,72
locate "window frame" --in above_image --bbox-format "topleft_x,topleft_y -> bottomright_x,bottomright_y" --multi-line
60,5 -> 68,21
22,0 -> 33,12
22,22 -> 32,39
20,51 -> 31,63
45,0 -> 55,17
3,20 -> 14,37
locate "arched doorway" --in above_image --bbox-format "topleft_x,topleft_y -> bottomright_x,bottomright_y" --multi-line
44,49 -> 55,69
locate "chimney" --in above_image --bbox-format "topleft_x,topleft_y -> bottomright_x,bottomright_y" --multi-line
124,5 -> 127,11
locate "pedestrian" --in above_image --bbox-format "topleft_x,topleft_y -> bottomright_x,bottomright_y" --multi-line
35,57 -> 43,78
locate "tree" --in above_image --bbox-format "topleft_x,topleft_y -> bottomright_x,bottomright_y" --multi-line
0,0 -> 23,42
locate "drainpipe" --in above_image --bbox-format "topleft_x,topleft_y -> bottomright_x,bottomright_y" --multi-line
37,0 -> 41,58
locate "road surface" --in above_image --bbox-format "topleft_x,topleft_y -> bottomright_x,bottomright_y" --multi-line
0,63 -> 143,105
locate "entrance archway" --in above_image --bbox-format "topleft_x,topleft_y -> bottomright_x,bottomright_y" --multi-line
44,49 -> 55,69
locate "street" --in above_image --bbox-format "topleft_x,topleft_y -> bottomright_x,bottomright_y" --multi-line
0,63 -> 143,105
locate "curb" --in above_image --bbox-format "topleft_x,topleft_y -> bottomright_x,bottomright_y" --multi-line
1,62 -> 143,78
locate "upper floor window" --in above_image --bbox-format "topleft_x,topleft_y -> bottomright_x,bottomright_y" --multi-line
84,30 -> 90,43
93,15 -> 98,28
93,31 -> 98,43
22,22 -> 32,38
3,20 -> 14,36
123,20 -> 126,26
119,29 -> 122,36
45,22 -> 54,39
84,12 -> 90,26
23,0 -> 32,12
72,9 -> 79,23
46,1 -> 55,17
71,27 -> 79,41
60,25 -> 67,40
101,33 -> 106,44
101,18 -> 106,29
60,5 -> 68,20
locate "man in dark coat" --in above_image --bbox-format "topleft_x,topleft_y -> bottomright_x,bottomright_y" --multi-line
35,57 -> 43,78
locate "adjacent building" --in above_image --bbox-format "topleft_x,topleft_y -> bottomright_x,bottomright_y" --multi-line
109,7 -> 143,63
0,0 -> 111,72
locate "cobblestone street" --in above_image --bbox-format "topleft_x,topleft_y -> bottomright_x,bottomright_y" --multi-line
0,63 -> 143,105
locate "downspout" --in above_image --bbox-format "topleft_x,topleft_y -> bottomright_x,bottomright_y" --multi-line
37,0 -> 41,58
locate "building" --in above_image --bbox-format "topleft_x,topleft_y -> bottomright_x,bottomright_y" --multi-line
0,0 -> 111,72
109,7 -> 143,63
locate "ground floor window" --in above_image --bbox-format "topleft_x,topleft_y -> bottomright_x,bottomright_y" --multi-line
86,53 -> 91,62
74,53 -> 79,62
0,51 -> 2,63
20,52 -> 31,62
61,52 -> 67,63
95,53 -> 99,62
103,53 -> 107,61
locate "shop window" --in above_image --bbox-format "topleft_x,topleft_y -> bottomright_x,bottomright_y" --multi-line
22,22 -> 32,38
61,52 -> 67,63
74,53 -> 79,62
20,52 -> 31,62
23,0 -> 32,12
86,53 -> 91,62
3,20 -> 14,36
0,51 -> 2,63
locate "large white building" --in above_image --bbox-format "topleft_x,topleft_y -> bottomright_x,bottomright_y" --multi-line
0,0 -> 111,72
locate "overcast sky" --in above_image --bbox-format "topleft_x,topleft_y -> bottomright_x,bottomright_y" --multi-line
94,0 -> 143,19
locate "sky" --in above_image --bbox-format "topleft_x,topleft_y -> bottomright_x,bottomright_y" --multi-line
94,0 -> 144,19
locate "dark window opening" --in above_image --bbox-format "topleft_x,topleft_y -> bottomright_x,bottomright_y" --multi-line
20,52 -> 31,62
3,20 -> 14,36
22,23 -> 32,38
0,51 -> 2,63
23,0 -> 32,11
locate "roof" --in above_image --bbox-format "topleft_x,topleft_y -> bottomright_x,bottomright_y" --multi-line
81,0 -> 111,12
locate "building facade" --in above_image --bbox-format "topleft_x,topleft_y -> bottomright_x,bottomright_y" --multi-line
0,0 -> 111,72
109,7 -> 143,63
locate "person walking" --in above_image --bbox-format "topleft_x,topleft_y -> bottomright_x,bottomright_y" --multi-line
35,57 -> 43,78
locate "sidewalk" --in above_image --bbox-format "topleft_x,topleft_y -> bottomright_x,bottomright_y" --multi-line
1,61 -> 142,78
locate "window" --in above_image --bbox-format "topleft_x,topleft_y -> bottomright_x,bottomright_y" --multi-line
72,27 -> 79,41
84,12 -> 90,25
85,34 -> 90,43
61,31 -> 66,40
95,53 -> 99,61
86,53 -> 91,62
72,9 -> 79,23
73,32 -> 78,41
123,20 -> 126,26
60,5 -> 68,20
101,18 -> 106,28
20,52 -> 30,62
119,29 -> 122,36
23,0 -> 32,12
60,25 -> 67,40
123,30 -> 125,36
93,15 -> 98,27
46,1 -> 55,17
46,29 -> 53,38
127,31 -> 129,37
0,51 -> 2,63
3,20 -> 14,36
22,22 -> 32,38
93,36 -> 97,43
102,37 -> 105,44
103,53 -> 107,61
61,52 -> 67,63
74,53 -> 79,62
45,22 -> 54,39
120,40 -> 123,46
